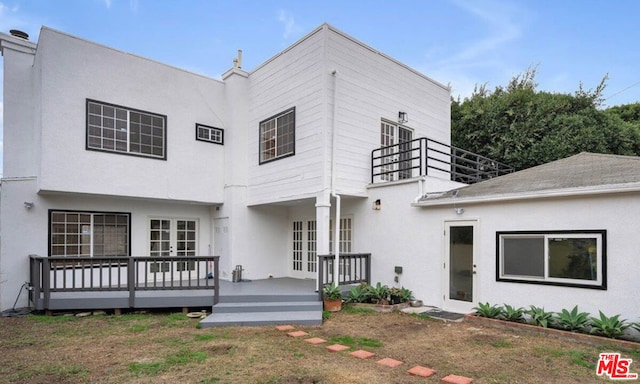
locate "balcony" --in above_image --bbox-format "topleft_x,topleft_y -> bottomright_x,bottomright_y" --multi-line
371,137 -> 513,185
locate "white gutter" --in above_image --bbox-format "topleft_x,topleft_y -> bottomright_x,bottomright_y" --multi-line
331,69 -> 340,287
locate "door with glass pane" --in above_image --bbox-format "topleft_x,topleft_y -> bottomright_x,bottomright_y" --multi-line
443,221 -> 478,313
291,220 -> 317,279
380,122 -> 413,181
148,218 -> 198,279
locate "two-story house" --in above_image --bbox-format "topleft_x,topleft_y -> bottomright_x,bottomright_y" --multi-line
2,23 -> 639,325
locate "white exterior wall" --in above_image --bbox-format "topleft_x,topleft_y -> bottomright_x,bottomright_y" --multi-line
0,178 -> 214,310
36,28 -> 226,203
246,28 -> 326,206
421,193 -> 640,321
326,27 -> 451,195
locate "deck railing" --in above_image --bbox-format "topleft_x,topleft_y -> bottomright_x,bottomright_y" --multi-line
29,255 -> 219,310
317,253 -> 371,299
371,137 -> 513,184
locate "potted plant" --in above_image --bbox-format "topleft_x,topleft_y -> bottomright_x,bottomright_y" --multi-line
323,284 -> 343,312
389,287 -> 403,305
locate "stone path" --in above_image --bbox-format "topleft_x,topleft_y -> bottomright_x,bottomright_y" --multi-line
276,324 -> 474,383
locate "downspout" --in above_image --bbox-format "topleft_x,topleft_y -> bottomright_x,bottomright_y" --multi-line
413,177 -> 426,203
331,69 -> 340,287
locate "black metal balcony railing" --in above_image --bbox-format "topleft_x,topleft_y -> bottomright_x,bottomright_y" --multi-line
29,255 -> 219,310
371,137 -> 513,184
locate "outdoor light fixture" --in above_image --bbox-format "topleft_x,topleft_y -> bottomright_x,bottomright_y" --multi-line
373,199 -> 382,210
454,207 -> 464,215
23,202 -> 34,209
398,111 -> 408,124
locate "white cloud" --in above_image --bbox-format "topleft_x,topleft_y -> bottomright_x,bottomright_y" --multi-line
278,9 -> 300,39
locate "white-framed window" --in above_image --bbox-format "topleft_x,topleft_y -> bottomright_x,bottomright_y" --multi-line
497,230 -> 606,289
329,217 -> 353,253
87,99 -> 166,159
49,210 -> 130,257
259,107 -> 295,164
196,123 -> 224,145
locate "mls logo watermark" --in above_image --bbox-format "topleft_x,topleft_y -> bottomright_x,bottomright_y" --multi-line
597,353 -> 638,380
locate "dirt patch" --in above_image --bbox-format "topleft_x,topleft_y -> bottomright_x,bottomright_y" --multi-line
0,310 -> 637,383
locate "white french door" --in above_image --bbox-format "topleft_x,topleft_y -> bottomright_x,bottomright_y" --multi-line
292,220 -> 317,279
148,218 -> 198,279
380,121 -> 413,181
443,220 -> 478,313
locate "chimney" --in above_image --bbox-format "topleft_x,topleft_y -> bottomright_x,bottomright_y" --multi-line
9,29 -> 29,40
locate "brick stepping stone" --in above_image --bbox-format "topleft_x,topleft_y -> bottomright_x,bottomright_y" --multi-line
441,374 -> 473,384
304,337 -> 327,345
276,325 -> 295,331
287,331 -> 309,337
350,350 -> 376,359
408,365 -> 436,377
376,357 -> 404,367
325,344 -> 350,352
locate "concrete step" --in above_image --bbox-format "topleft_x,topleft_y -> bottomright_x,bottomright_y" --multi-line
217,294 -> 319,303
199,310 -> 322,327
213,301 -> 322,313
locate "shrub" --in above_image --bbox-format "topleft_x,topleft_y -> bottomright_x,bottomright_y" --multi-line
365,282 -> 389,304
400,287 -> 414,303
589,311 -> 629,339
345,285 -> 369,303
502,304 -> 525,322
322,284 -> 342,300
526,306 -> 554,328
473,302 -> 503,318
554,306 -> 590,332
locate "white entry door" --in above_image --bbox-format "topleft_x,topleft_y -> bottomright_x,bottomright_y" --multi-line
291,220 -> 317,279
148,218 -> 198,279
443,221 -> 478,313
380,121 -> 413,181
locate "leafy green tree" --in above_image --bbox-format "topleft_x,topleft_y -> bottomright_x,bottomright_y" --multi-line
452,68 -> 640,170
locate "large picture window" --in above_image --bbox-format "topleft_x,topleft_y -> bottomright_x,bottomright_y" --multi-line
497,230 -> 606,289
259,107 -> 295,164
49,210 -> 130,258
87,99 -> 167,159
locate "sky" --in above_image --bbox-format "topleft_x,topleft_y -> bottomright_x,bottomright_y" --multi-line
1,0 -> 640,174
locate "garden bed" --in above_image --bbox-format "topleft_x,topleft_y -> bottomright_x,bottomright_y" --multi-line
348,302 -> 410,313
464,314 -> 640,351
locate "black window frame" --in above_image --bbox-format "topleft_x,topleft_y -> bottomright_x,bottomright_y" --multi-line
195,123 -> 224,145
48,209 -> 132,259
86,99 -> 168,160
259,107 -> 296,165
496,230 -> 607,290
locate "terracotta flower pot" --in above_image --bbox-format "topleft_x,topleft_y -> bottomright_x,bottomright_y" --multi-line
323,298 -> 342,312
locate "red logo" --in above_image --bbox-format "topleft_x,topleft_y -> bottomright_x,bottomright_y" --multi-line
597,353 -> 638,380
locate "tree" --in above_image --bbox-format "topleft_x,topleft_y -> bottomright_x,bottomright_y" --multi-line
452,69 -> 640,170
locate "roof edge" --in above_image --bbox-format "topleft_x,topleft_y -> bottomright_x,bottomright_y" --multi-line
413,182 -> 640,208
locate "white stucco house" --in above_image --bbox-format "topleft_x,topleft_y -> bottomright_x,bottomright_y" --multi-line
1,23 -> 637,323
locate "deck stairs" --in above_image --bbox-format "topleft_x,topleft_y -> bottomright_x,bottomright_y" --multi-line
199,278 -> 323,327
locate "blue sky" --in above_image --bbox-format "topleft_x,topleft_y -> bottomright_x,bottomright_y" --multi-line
1,0 -> 640,174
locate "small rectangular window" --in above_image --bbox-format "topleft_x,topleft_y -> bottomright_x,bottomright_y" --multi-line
259,107 -> 295,164
497,230 -> 606,289
195,123 -> 224,145
86,99 -> 166,160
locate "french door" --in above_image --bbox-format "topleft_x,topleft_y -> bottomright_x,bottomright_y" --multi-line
380,121 -> 413,181
443,221 -> 478,313
292,220 -> 317,279
148,218 -> 198,279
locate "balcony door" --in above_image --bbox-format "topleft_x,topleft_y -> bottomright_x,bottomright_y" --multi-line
148,218 -> 198,279
380,121 -> 413,181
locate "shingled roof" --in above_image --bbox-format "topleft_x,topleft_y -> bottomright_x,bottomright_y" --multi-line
415,152 -> 640,206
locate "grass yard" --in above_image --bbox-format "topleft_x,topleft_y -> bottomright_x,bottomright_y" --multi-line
0,307 -> 637,383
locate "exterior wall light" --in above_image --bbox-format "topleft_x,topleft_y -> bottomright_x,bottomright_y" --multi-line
373,199 -> 381,210
454,207 -> 464,215
398,111 -> 408,124
24,202 -> 34,209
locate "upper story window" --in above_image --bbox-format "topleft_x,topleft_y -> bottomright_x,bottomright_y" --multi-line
196,123 -> 224,145
87,99 -> 167,160
497,230 -> 606,290
259,107 -> 295,164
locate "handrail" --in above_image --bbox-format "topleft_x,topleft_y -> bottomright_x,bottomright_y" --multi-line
29,255 -> 220,310
317,253 -> 371,300
371,137 -> 513,184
